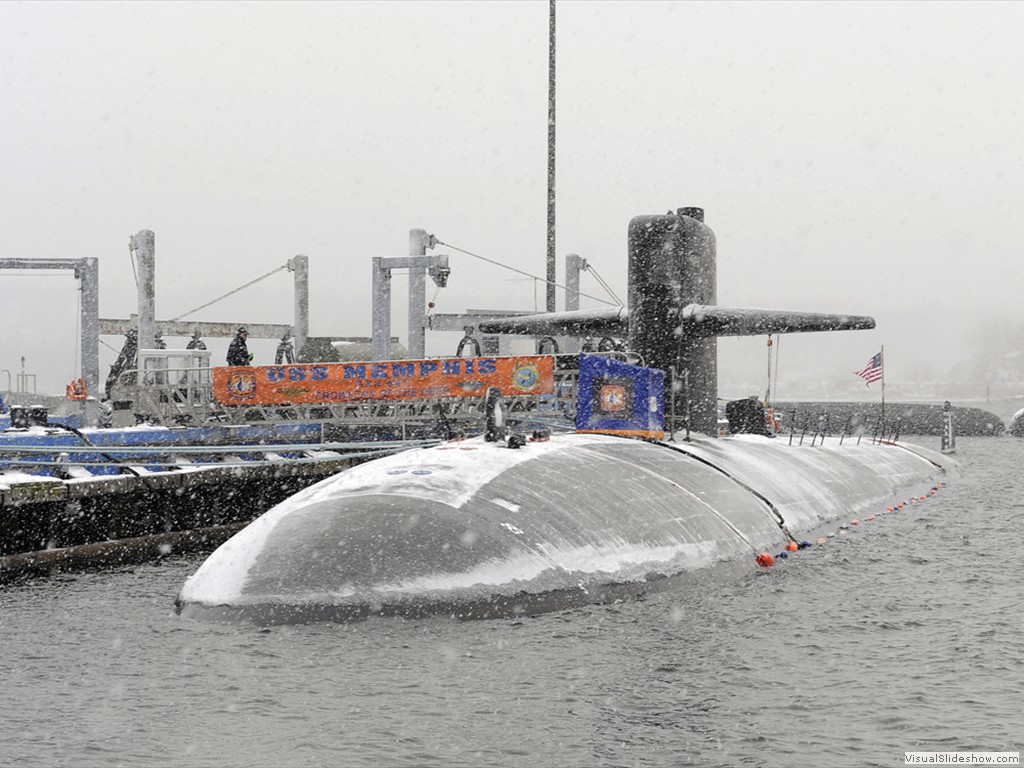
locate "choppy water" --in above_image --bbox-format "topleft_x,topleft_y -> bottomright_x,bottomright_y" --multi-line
1,437 -> 1021,767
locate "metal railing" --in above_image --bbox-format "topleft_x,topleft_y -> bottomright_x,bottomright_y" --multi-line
776,408 -> 903,446
0,438 -> 439,476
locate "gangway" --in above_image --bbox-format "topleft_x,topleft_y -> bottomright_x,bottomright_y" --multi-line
108,352 -> 583,438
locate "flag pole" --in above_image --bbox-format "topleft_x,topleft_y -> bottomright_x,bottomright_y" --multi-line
880,345 -> 886,437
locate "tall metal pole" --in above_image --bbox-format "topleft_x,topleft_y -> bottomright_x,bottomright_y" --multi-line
408,228 -> 430,360
289,254 -> 309,357
371,257 -> 391,361
564,253 -> 583,353
880,344 -> 886,437
79,257 -> 100,426
133,230 -> 156,350
545,0 -> 557,313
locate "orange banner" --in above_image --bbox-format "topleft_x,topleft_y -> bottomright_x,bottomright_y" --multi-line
213,356 -> 556,406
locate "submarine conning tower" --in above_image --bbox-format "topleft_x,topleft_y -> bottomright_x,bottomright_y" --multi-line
475,207 -> 875,437
628,207 -> 718,435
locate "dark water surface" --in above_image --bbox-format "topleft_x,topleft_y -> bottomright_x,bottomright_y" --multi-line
2,437 -> 1021,767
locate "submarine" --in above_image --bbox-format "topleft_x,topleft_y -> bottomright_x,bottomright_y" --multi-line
176,208 -> 957,623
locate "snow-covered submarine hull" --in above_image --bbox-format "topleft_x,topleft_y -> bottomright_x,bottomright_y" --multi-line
176,432 -> 954,624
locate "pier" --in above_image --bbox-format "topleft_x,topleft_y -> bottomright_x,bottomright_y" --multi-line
0,433 -> 442,579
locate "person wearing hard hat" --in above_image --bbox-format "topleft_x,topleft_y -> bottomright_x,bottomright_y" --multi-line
226,327 -> 253,366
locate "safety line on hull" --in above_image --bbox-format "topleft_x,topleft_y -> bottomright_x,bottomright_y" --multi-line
653,440 -> 797,543
576,444 -> 766,555
881,440 -> 950,473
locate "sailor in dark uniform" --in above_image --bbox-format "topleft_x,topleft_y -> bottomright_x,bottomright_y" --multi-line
186,331 -> 207,351
226,327 -> 252,366
275,331 -> 295,364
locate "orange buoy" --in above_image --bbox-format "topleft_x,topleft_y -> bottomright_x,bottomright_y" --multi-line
786,541 -> 799,552
756,552 -> 775,568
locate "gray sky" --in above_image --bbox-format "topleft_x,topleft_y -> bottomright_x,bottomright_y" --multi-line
2,0 -> 1021,399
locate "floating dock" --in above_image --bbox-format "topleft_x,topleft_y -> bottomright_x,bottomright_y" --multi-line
0,418 -> 442,575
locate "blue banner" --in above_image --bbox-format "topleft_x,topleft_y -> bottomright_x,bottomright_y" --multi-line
575,354 -> 665,438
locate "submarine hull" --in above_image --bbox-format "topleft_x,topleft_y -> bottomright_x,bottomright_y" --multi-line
177,432 -> 955,624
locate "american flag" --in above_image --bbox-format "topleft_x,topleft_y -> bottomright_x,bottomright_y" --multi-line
854,351 -> 883,386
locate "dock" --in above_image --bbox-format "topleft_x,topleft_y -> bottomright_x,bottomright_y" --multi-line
0,428 -> 440,578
